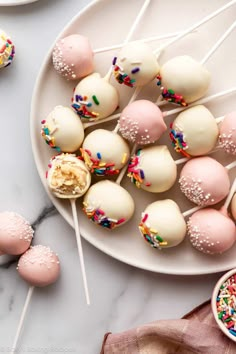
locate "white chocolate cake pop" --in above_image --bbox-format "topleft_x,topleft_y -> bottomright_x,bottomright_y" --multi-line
179,156 -> 230,206
72,73 -> 119,121
47,154 -> 91,199
187,208 -> 236,255
41,106 -> 84,153
218,112 -> 236,155
0,29 -> 15,69
83,180 -> 135,230
170,105 -> 219,157
17,245 -> 60,287
112,41 -> 160,87
139,200 -> 186,249
0,212 -> 33,255
157,56 -> 211,106
118,100 -> 166,145
127,145 -> 177,193
52,34 -> 94,80
81,129 -> 130,176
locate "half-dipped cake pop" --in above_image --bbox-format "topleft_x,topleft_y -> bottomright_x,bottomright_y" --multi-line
157,56 -> 211,106
72,73 -> 119,121
83,180 -> 135,229
17,245 -> 60,287
179,156 -> 231,206
112,41 -> 160,88
187,209 -> 236,255
47,154 -> 91,199
170,105 -> 219,157
52,34 -> 94,80
0,212 -> 33,255
41,106 -> 84,153
0,29 -> 15,69
127,145 -> 177,192
139,199 -> 186,249
80,129 -> 130,176
218,111 -> 236,155
118,100 -> 166,145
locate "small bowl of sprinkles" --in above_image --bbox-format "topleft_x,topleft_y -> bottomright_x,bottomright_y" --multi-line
212,268 -> 236,341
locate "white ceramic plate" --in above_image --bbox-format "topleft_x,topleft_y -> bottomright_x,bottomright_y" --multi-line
31,0 -> 236,275
0,0 -> 38,5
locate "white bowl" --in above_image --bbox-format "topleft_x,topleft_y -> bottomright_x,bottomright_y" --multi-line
212,268 -> 236,341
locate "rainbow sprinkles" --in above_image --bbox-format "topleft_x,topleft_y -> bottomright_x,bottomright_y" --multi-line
80,148 -> 120,176
83,202 -> 125,229
0,31 -> 15,68
112,56 -> 139,88
156,75 -> 187,106
127,149 -> 151,187
139,213 -> 168,249
71,92 -> 100,120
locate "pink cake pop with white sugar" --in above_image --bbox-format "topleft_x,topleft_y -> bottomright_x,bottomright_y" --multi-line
118,100 -> 167,145
218,112 -> 236,155
52,34 -> 94,80
179,156 -> 231,206
0,212 -> 33,255
17,245 -> 60,287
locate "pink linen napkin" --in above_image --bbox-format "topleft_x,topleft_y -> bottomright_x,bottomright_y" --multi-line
100,300 -> 236,354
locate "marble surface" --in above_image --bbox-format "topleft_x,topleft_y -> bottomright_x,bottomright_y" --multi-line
0,0 -> 234,353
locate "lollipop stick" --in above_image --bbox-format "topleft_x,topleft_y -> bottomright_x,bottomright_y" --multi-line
10,286 -> 34,354
70,199 -> 90,305
175,157 -> 189,165
201,20 -> 236,65
182,205 -> 203,218
223,178 -> 236,210
154,0 -> 236,55
93,30 -> 197,54
225,161 -> 236,170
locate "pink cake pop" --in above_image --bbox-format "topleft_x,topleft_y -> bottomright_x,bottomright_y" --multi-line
0,212 -> 33,255
187,179 -> 236,254
118,99 -> 167,145
52,34 -> 94,80
218,112 -> 236,155
10,245 -> 60,354
179,156 -> 235,206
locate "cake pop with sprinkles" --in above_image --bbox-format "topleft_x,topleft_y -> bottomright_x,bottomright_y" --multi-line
127,145 -> 177,193
10,245 -> 60,353
170,105 -> 219,157
187,179 -> 236,255
179,156 -> 236,206
52,34 -> 94,80
118,99 -> 167,145
80,129 -> 130,177
0,212 -> 33,255
41,106 -> 85,153
83,180 -> 135,230
0,29 -> 15,69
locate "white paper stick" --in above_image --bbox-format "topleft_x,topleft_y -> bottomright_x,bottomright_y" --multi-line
154,0 -> 236,55
10,286 -> 35,354
201,20 -> 236,64
182,205 -> 203,218
226,160 -> 236,170
70,199 -> 90,305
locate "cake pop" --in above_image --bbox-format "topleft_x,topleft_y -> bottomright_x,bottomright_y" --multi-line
46,153 -> 91,305
0,29 -> 15,69
118,99 -> 167,145
170,105 -> 219,157
139,200 -> 187,249
41,106 -> 84,153
127,145 -> 177,193
10,245 -> 60,354
218,111 -> 236,155
52,34 -> 94,80
80,129 -> 130,176
179,156 -> 236,206
0,212 -> 33,255
83,180 -> 135,229
187,179 -> 236,254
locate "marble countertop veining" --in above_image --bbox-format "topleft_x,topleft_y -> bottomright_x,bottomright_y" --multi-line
0,0 -> 230,353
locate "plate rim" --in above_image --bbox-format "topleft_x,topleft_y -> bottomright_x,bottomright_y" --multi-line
30,0 -> 236,276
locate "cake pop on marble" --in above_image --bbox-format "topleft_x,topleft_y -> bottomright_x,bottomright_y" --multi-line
41,106 -> 84,153
0,29 -> 15,69
52,34 -> 94,80
0,212 -> 33,255
80,129 -> 130,176
179,156 -> 235,206
170,105 -> 219,157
